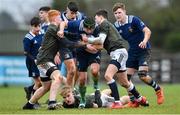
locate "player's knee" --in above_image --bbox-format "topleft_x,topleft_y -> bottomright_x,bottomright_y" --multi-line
79,78 -> 86,86
91,68 -> 99,77
67,65 -> 76,76
121,82 -> 130,88
138,70 -> 148,80
43,83 -> 51,92
104,74 -> 112,82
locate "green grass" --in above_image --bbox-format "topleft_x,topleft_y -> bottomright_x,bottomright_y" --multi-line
0,84 -> 180,114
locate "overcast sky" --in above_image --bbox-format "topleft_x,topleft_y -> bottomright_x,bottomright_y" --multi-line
0,0 -> 52,28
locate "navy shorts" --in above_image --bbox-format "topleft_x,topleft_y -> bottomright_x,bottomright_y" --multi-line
126,49 -> 151,70
77,50 -> 101,72
59,48 -> 73,61
26,59 -> 40,78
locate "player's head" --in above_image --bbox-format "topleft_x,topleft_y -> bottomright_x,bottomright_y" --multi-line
66,1 -> 79,20
30,17 -> 41,35
48,10 -> 61,23
95,9 -> 108,25
60,86 -> 75,105
39,6 -> 51,22
112,3 -> 126,22
83,17 -> 96,34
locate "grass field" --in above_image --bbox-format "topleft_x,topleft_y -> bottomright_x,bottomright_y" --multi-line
0,84 -> 180,114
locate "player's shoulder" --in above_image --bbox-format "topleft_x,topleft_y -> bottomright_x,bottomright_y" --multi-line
76,11 -> 86,20
130,15 -> 143,23
25,33 -> 34,40
101,20 -> 110,28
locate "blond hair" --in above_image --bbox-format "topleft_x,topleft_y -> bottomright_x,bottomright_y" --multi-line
112,2 -> 126,12
48,10 -> 60,22
60,86 -> 72,97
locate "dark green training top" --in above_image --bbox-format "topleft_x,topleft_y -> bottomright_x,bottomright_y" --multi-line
99,20 -> 125,54
36,24 -> 59,65
62,95 -> 95,108
36,24 -> 87,65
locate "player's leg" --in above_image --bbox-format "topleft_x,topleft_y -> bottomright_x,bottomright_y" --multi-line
116,71 -> 149,107
31,65 -> 42,96
138,49 -> 164,104
24,62 -> 35,100
78,71 -> 87,108
48,69 -> 63,110
64,59 -> 76,87
90,63 -> 100,90
23,63 -> 52,110
126,68 -> 137,103
104,64 -> 123,109
76,52 -> 88,108
23,81 -> 51,109
60,48 -> 76,87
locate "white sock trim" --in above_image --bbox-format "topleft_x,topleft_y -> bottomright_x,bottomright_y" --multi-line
107,79 -> 115,84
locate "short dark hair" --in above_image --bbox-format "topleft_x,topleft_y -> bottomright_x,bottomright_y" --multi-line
67,1 -> 78,12
30,17 -> 41,26
39,6 -> 51,12
83,17 -> 95,29
95,9 -> 108,19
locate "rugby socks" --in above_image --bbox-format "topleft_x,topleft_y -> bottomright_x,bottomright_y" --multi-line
92,76 -> 99,90
28,84 -> 34,92
48,100 -> 57,105
107,79 -> 120,101
79,86 -> 86,103
128,92 -> 136,102
148,80 -> 161,91
127,83 -> 141,99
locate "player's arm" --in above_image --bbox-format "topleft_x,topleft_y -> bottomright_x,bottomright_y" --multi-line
133,16 -> 151,49
64,32 -> 82,40
23,38 -> 35,61
58,37 -> 97,52
91,44 -> 103,50
57,21 -> 68,38
139,27 -> 151,48
54,52 -> 61,65
83,33 -> 107,45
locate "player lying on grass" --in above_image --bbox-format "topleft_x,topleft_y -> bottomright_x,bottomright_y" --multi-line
60,86 -> 130,108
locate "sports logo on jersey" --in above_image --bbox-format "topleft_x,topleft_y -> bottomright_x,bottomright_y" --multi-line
143,61 -> 148,65
140,22 -> 145,27
34,40 -> 37,44
64,53 -> 70,59
119,30 -> 122,34
96,56 -> 100,60
128,26 -> 133,33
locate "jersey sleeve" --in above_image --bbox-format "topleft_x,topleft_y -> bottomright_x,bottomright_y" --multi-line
23,37 -> 32,53
132,16 -> 146,31
99,21 -> 109,35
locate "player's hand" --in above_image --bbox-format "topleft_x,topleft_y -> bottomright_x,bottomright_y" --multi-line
81,34 -> 88,43
86,44 -> 98,54
57,30 -> 64,38
139,41 -> 147,49
92,44 -> 103,50
54,54 -> 61,65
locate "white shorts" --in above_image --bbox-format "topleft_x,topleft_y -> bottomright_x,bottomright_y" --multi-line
101,93 -> 115,107
37,62 -> 57,78
110,48 -> 128,71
